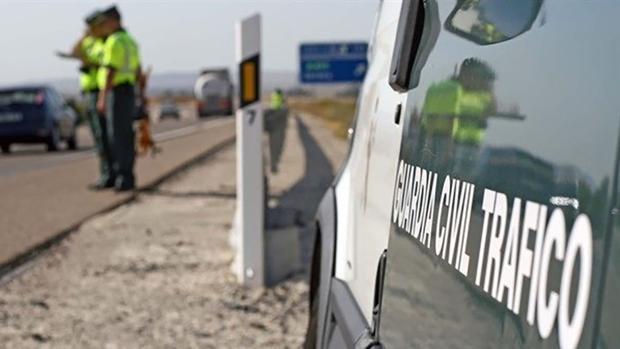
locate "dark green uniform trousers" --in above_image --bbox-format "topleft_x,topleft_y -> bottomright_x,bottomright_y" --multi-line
106,84 -> 136,190
85,90 -> 114,185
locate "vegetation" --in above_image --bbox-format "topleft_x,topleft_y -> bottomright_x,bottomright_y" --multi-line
288,97 -> 357,139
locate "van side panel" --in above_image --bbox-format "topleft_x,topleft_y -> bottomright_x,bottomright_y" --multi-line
333,0 -> 406,323
598,131 -> 620,348
379,1 -> 620,348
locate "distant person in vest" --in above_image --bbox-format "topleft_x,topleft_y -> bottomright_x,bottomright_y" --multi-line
96,5 -> 145,192
270,88 -> 286,110
268,88 -> 288,173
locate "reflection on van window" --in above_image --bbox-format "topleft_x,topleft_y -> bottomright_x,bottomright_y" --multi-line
446,0 -> 542,45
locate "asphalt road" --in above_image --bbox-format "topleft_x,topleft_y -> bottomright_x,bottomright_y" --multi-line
0,102 -> 202,178
0,101 -> 236,268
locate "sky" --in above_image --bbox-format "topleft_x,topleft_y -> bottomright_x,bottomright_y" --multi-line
0,0 -> 379,86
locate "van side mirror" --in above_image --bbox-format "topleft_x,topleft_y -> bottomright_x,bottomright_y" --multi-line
389,0 -> 424,92
445,0 -> 543,46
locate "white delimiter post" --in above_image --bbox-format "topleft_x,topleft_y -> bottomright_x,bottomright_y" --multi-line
234,14 -> 264,287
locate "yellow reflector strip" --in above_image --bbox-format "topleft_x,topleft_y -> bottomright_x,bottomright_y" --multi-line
242,61 -> 257,103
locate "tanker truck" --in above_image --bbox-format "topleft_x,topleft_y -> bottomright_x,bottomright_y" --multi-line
194,68 -> 234,117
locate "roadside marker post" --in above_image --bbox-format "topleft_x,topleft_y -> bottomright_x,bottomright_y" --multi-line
233,13 -> 265,287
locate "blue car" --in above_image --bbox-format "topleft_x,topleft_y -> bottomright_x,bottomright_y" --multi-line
0,85 -> 78,154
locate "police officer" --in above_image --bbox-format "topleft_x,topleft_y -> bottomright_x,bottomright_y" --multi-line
419,76 -> 461,171
452,58 -> 496,146
419,58 -> 496,174
267,88 -> 287,173
270,88 -> 285,110
451,58 -> 496,178
96,6 -> 144,191
57,10 -> 115,190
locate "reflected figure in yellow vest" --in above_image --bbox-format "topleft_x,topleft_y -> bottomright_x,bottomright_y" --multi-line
452,58 -> 496,178
420,58 -> 496,174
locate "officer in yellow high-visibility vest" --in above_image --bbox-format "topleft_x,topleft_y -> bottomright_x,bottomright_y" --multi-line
270,88 -> 285,110
419,78 -> 460,170
96,6 -> 144,191
419,58 -> 496,173
56,10 -> 115,190
452,58 -> 496,178
452,58 -> 496,146
267,88 -> 287,173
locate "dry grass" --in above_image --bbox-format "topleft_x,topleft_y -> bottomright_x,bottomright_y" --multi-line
289,97 -> 357,139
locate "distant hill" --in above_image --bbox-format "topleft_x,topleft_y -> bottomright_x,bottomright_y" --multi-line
3,69 -> 359,98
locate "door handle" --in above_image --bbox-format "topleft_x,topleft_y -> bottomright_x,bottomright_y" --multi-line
394,103 -> 402,125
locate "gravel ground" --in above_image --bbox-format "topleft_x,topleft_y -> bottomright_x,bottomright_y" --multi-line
0,144 -> 309,349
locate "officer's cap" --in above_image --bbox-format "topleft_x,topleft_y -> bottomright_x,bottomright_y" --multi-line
84,10 -> 105,26
101,5 -> 121,20
461,57 -> 496,81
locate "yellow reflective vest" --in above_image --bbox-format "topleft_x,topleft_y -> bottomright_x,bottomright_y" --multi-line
97,29 -> 140,89
79,36 -> 104,92
421,79 -> 492,144
270,91 -> 284,110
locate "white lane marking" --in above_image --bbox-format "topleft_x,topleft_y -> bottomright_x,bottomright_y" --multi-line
153,118 -> 231,142
154,124 -> 202,142
0,118 -> 233,178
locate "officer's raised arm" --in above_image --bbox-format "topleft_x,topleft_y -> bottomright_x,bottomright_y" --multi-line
55,33 -> 87,61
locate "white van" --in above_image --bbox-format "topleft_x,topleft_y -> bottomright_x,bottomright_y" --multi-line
305,1 -> 620,348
